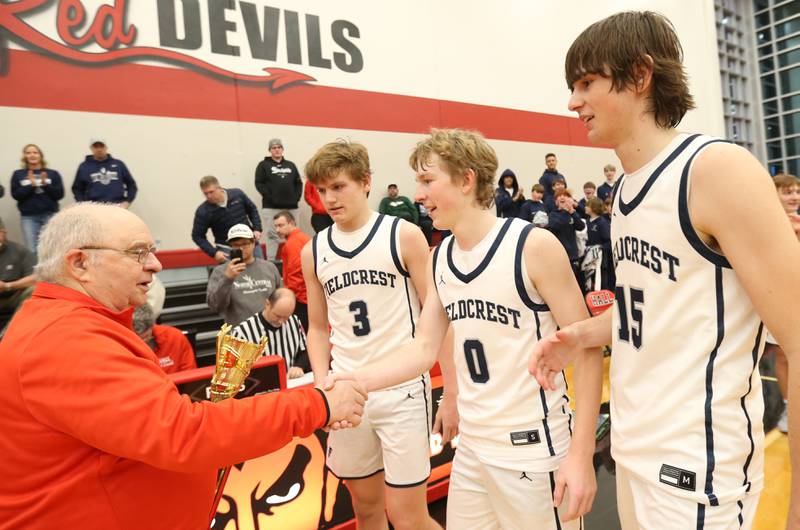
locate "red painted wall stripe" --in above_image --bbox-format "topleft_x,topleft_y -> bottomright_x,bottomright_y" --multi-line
0,49 -> 597,147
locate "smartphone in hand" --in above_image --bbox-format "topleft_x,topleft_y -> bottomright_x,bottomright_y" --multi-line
230,248 -> 243,262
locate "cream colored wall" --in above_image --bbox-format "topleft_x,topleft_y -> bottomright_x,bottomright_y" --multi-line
0,0 -> 721,250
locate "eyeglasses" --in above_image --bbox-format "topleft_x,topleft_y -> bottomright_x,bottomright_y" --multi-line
80,245 -> 157,264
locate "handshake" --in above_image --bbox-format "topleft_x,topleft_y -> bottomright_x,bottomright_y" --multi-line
317,373 -> 367,430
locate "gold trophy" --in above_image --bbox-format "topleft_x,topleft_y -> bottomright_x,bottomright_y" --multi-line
207,324 -> 268,525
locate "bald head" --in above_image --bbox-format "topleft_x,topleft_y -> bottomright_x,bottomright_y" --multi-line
36,202 -> 161,312
37,203 -> 150,282
264,288 -> 296,327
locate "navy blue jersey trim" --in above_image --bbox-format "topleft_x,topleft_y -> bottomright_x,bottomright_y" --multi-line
737,500 -> 744,527
327,214 -> 385,259
312,234 -> 319,277
514,223 -> 550,311
403,277 -> 417,338
610,175 -> 623,206
740,322 -> 763,493
389,217 -> 410,277
678,139 -> 732,269
697,503 -> 706,530
422,375 -> 430,437
617,134 -> 700,216
326,467 -> 384,481
703,267 -> 725,507
386,474 -> 430,488
432,239 -> 444,296
539,387 -> 556,457
549,471 -> 563,530
446,218 -> 514,284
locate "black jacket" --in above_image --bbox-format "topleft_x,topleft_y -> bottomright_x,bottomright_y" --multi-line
254,157 -> 303,209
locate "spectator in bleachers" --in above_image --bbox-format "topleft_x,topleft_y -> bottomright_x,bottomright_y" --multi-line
10,144 -> 64,256
549,189 -> 585,287
72,138 -> 137,208
583,197 -> 614,292
577,181 -> 597,219
415,201 -> 434,245
192,175 -> 263,264
495,169 -> 524,218
0,218 -> 36,323
206,224 -> 281,326
379,184 -> 419,223
132,303 -> 196,374
146,275 -> 166,319
255,138 -> 303,260
544,175 -> 567,212
273,210 -> 310,330
304,180 -> 333,233
232,288 -> 310,379
519,183 -> 547,223
539,152 -> 567,203
596,163 -> 617,201
764,172 -> 800,434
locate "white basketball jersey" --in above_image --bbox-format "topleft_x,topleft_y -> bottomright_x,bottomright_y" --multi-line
433,217 -> 572,471
313,212 -> 421,387
610,133 -> 765,506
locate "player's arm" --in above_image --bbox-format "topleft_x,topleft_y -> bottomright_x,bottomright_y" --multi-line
690,143 -> 800,527
529,292 -> 613,390
400,222 -> 459,441
527,228 -> 602,520
301,241 -> 332,386
329,250 -> 449,393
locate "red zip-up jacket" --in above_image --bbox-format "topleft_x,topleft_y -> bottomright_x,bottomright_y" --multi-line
304,180 -> 326,215
280,228 -> 311,304
0,282 -> 329,530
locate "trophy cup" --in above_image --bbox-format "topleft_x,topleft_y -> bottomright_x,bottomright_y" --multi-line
207,324 -> 268,525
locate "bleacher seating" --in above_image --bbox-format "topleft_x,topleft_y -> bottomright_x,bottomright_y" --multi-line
160,279 -> 222,367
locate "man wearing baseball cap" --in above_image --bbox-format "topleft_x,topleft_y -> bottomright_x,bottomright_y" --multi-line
254,138 -> 303,260
206,223 -> 281,326
72,138 -> 137,207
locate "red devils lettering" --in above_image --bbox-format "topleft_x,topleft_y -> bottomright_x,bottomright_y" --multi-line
57,0 -> 136,50
0,0 -> 323,91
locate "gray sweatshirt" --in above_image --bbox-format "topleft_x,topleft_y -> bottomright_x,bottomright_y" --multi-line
206,258 -> 282,326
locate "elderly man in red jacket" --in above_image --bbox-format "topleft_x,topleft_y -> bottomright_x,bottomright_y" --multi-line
0,203 -> 366,530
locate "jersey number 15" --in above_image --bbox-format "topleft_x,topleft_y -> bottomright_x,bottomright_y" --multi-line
615,285 -> 644,349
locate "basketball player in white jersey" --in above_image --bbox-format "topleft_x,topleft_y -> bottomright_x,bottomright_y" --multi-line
529,11 -> 800,529
300,140 -> 447,530
325,129 -> 603,529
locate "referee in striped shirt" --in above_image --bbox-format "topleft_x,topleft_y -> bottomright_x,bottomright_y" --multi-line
231,287 -> 310,378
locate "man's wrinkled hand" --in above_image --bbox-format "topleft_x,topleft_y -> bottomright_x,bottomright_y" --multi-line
320,379 -> 368,429
529,328 -> 579,391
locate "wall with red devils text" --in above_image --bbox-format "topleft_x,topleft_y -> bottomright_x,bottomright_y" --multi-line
0,0 -> 723,247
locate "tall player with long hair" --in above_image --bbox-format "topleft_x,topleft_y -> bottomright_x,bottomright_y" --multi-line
531,11 -> 800,528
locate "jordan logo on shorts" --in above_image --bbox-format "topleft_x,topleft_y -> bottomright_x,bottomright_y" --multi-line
519,472 -> 532,481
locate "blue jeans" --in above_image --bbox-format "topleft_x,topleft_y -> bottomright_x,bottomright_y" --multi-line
21,213 -> 54,256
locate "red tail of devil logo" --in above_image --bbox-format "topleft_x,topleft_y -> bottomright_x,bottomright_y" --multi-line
0,0 -> 317,91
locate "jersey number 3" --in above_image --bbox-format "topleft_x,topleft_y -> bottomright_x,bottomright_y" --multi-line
349,300 -> 371,336
615,285 -> 644,349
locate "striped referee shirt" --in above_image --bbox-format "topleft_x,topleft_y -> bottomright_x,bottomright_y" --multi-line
231,312 -> 308,371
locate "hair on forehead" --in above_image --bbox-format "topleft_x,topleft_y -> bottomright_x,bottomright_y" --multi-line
565,10 -> 695,129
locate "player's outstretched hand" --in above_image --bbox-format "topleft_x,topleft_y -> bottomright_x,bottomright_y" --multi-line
528,328 -> 580,391
553,448 -> 597,522
319,379 -> 368,429
433,394 -> 459,444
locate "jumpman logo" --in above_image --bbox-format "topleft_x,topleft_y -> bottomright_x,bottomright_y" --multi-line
519,472 -> 532,481
438,273 -> 446,286
405,391 -> 415,400
322,255 -> 329,264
